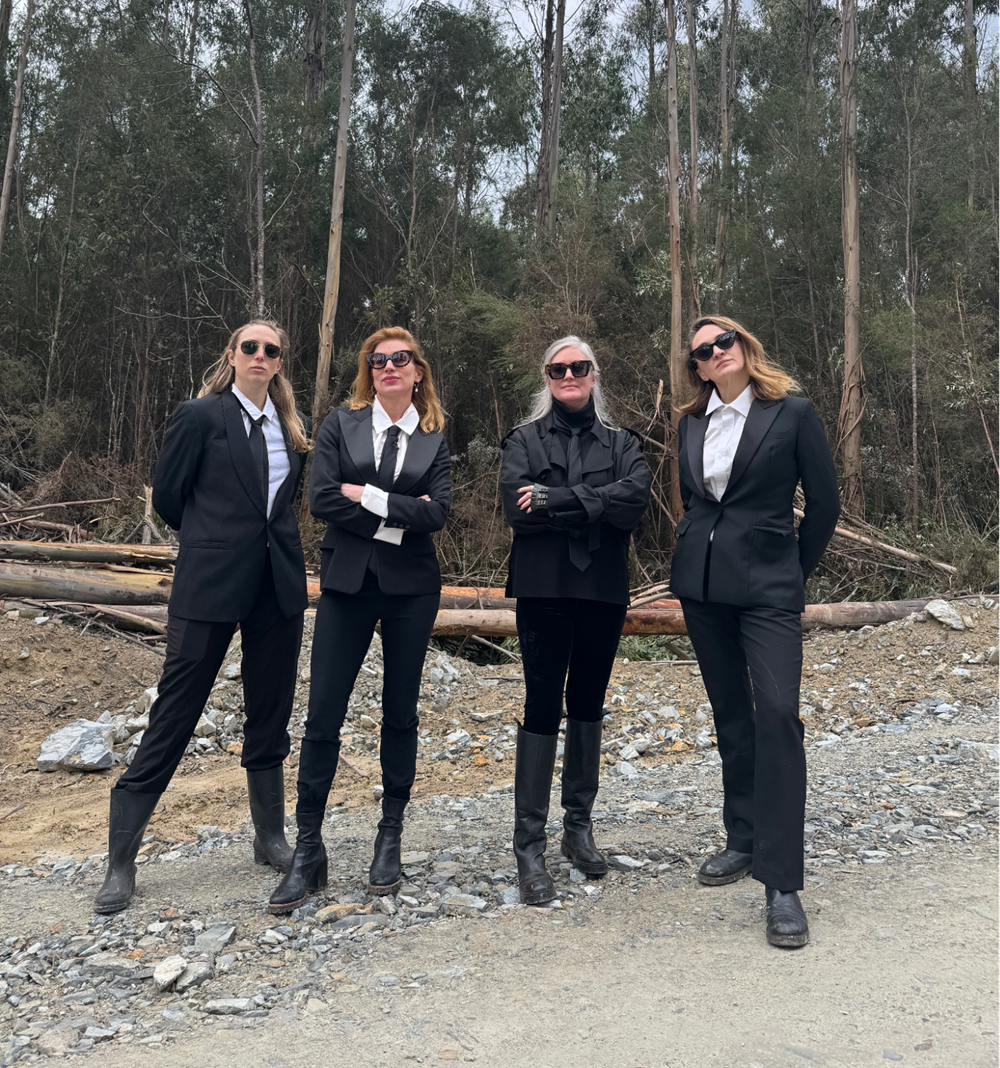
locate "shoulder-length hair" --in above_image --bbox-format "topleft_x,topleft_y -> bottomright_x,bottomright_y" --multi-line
519,336 -> 618,428
676,315 -> 800,417
348,327 -> 445,433
199,320 -> 311,452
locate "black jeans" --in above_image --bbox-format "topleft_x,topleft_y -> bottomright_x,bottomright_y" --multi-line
679,598 -> 805,891
516,597 -> 627,736
296,573 -> 440,813
117,557 -> 303,796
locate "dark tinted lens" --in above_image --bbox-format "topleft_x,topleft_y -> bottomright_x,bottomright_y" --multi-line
240,339 -> 259,355
689,330 -> 737,361
546,363 -> 569,379
569,360 -> 592,377
389,350 -> 413,367
262,343 -> 281,359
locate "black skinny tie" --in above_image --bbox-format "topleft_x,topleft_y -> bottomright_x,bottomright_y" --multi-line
377,425 -> 400,491
565,427 -> 591,571
248,414 -> 269,511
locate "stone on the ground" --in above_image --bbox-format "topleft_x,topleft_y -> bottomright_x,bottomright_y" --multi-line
37,719 -> 115,772
194,924 -> 236,953
925,600 -> 966,630
174,961 -> 213,992
81,952 -> 144,978
204,998 -> 255,1015
135,686 -> 158,714
35,1028 -> 80,1056
442,894 -> 487,918
152,955 -> 188,992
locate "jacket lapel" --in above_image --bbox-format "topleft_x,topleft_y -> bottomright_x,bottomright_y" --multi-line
221,389 -> 268,518
685,413 -> 709,498
393,427 -> 440,495
340,408 -> 378,484
723,398 -> 783,498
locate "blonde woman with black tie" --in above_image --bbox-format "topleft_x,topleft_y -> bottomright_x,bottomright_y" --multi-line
95,321 -> 310,913
672,315 -> 839,947
269,327 -> 450,914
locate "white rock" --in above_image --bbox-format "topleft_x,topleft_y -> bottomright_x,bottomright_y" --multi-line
152,955 -> 188,992
615,760 -> 639,779
193,715 -> 216,738
38,719 -> 115,772
442,894 -> 487,918
925,600 -> 966,631
175,961 -> 213,992
135,686 -> 158,714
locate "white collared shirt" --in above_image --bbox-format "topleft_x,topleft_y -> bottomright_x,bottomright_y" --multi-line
703,383 -> 753,503
231,384 -> 291,519
360,397 -> 421,545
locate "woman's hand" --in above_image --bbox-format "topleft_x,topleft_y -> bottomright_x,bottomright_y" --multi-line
418,494 -> 431,502
517,485 -> 535,512
340,483 -> 364,503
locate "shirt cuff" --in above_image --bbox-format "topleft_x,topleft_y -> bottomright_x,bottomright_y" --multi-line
373,520 -> 404,546
361,484 -> 389,518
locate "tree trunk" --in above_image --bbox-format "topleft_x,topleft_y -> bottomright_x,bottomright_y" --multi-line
665,0 -> 684,521
901,88 -> 919,532
837,0 -> 863,515
0,0 -> 34,265
686,0 -> 700,322
535,0 -> 554,228
713,0 -> 731,311
645,0 -> 656,117
243,0 -> 266,317
0,0 -> 12,101
964,0 -> 977,209
303,0 -> 327,145
186,0 -> 199,67
312,0 -> 357,432
545,0 -> 565,231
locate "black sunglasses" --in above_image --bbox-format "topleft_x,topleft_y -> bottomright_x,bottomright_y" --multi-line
366,349 -> 414,369
689,329 -> 737,363
240,339 -> 281,359
546,359 -> 593,380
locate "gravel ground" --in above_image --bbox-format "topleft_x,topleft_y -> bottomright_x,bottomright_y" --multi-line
0,601 -> 997,1066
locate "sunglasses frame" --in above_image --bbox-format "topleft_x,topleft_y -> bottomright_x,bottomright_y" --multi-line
366,349 -> 415,370
239,339 -> 282,359
546,359 -> 593,380
689,329 -> 738,364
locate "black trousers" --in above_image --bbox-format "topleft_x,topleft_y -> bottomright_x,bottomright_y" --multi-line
296,571 -> 440,813
516,597 -> 627,736
116,557 -> 304,796
679,598 -> 805,891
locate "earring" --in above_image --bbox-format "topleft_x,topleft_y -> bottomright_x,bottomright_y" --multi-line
414,382 -> 420,393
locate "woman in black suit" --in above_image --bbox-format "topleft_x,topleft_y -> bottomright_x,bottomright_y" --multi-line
95,320 -> 311,913
673,315 -> 839,947
269,327 -> 450,913
500,337 -> 651,904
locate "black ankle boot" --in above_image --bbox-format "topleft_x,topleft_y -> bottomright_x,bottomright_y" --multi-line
765,887 -> 810,948
559,718 -> 607,876
247,767 -> 293,873
513,726 -> 558,905
368,797 -> 406,895
94,789 -> 161,914
268,810 -> 328,915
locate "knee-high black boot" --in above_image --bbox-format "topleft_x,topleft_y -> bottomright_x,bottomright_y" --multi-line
247,767 -> 294,873
513,726 -> 558,905
559,718 -> 608,876
94,789 -> 162,914
268,810 -> 328,915
368,797 -> 406,895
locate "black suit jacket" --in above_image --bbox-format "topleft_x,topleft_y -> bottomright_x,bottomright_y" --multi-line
309,406 -> 451,596
152,387 -> 310,622
500,414 -> 651,604
671,394 -> 840,612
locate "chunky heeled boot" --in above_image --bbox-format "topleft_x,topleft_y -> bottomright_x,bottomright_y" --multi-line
368,797 -> 406,895
559,718 -> 607,876
513,726 -> 558,905
268,810 -> 328,915
765,887 -> 810,948
247,767 -> 294,873
93,789 -> 161,914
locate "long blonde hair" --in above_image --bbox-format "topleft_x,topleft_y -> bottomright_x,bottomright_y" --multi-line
348,327 -> 445,433
676,315 -> 800,416
199,320 -> 311,452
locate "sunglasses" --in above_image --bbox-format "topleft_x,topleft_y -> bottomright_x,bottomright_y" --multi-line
366,349 -> 414,369
240,339 -> 281,359
689,329 -> 738,363
546,359 -> 593,380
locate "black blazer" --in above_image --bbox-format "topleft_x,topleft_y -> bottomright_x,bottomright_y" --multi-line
500,413 -> 651,604
309,406 -> 451,596
672,394 -> 840,612
152,387 -> 309,622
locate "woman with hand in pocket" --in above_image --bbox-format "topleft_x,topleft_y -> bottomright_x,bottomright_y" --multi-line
269,327 -> 450,913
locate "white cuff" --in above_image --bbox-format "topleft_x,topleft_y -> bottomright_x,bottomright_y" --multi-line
373,521 -> 404,546
361,483 -> 389,518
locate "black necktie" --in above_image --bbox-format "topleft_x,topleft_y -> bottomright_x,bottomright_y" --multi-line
565,426 -> 591,572
377,425 -> 400,491
248,414 -> 269,512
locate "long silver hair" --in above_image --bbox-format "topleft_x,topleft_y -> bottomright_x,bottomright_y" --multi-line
519,336 -> 618,428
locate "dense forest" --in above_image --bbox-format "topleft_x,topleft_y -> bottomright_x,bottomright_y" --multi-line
0,0 -> 996,597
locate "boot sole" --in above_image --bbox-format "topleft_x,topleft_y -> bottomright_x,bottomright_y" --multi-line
268,876 -> 327,915
93,897 -> 130,915
253,841 -> 292,874
560,840 -> 607,876
767,929 -> 809,948
697,864 -> 752,886
520,886 -> 557,905
367,878 -> 401,896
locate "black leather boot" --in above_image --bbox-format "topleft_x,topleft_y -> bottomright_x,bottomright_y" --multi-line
559,718 -> 607,876
93,789 -> 161,914
268,810 -> 328,915
765,887 -> 810,947
513,726 -> 558,905
247,767 -> 294,873
368,797 -> 406,895
698,848 -> 753,886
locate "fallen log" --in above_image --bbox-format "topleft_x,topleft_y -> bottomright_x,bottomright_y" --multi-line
0,561 -> 173,604
0,541 -> 177,566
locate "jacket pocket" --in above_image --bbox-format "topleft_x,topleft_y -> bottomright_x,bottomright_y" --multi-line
751,524 -> 793,536
675,516 -> 692,536
181,540 -> 227,548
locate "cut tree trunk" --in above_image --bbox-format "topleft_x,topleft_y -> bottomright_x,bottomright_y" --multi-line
0,0 -> 34,263
665,0 -> 685,521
